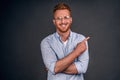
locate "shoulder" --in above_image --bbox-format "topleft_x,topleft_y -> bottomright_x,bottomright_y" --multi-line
71,31 -> 85,41
40,33 -> 55,45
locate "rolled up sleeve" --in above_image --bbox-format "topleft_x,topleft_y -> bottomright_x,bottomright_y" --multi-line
74,42 -> 89,74
40,39 -> 57,74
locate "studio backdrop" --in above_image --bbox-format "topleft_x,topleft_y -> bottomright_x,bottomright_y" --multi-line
1,0 -> 120,80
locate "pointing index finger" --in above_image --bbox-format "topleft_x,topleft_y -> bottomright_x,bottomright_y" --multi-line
82,37 -> 90,42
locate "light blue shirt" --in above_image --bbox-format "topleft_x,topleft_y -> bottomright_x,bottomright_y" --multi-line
40,31 -> 89,80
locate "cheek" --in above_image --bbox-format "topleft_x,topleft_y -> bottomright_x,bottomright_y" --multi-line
55,22 -> 60,25
70,19 -> 72,23
68,20 -> 72,24
54,22 -> 60,27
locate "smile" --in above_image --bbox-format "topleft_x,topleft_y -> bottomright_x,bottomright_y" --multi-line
60,23 -> 68,27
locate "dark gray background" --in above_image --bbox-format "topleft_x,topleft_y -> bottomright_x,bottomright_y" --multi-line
1,0 -> 120,80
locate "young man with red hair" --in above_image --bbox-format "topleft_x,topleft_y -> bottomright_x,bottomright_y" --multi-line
41,2 -> 90,80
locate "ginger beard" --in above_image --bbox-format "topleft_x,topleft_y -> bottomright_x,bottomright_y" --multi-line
56,20 -> 72,33
53,9 -> 72,33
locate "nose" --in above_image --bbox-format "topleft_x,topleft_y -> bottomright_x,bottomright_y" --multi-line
61,18 -> 65,23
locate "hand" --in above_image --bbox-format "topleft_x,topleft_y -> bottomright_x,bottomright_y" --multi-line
74,37 -> 90,56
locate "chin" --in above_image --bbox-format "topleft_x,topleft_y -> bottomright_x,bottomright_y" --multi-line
60,29 -> 70,33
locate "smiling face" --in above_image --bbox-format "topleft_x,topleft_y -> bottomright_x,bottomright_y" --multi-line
53,9 -> 72,33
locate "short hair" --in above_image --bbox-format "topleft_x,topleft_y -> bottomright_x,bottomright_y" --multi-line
53,2 -> 71,16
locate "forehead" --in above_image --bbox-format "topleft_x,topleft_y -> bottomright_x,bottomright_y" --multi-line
54,9 -> 70,17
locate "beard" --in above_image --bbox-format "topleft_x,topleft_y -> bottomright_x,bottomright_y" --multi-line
57,23 -> 71,33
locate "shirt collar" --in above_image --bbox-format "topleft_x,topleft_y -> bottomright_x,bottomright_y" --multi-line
55,30 -> 72,40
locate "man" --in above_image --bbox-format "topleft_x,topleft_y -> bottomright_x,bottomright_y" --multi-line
40,2 -> 90,80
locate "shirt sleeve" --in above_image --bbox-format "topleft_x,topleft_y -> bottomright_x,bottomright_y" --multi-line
74,36 -> 89,74
40,39 -> 57,74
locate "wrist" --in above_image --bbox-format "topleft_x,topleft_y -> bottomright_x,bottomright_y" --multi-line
73,48 -> 81,56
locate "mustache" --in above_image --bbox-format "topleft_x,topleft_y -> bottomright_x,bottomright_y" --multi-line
60,23 -> 68,25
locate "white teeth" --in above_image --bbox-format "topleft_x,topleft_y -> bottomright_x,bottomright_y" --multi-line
62,25 -> 66,27
60,24 -> 66,27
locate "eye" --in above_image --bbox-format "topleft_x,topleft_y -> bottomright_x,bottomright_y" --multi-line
64,16 -> 70,19
56,17 -> 62,20
54,16 -> 71,21
54,17 -> 62,21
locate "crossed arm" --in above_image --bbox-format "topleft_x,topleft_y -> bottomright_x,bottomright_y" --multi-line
54,37 -> 90,74
41,37 -> 90,75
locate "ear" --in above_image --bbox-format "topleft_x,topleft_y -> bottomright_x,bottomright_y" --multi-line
53,19 -> 55,25
70,17 -> 72,22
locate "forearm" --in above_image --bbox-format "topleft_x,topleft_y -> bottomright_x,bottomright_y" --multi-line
63,63 -> 78,74
54,50 -> 80,74
54,37 -> 89,74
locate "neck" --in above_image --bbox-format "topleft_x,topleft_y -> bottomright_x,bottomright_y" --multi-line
57,30 -> 70,42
